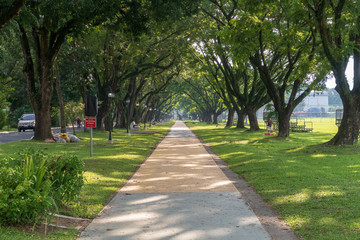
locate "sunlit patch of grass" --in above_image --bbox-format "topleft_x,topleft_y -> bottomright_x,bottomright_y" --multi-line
314,186 -> 344,198
285,215 -> 310,228
319,217 -> 337,225
311,154 -> 337,158
274,189 -> 311,204
187,118 -> 360,240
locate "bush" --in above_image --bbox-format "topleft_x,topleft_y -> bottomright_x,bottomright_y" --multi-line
0,149 -> 84,224
48,155 -> 85,203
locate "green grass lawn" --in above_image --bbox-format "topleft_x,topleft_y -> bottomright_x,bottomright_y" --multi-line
186,118 -> 360,240
0,122 -> 174,240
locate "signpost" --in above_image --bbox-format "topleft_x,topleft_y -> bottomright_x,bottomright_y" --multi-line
85,116 -> 96,157
85,96 -> 98,157
85,116 -> 96,128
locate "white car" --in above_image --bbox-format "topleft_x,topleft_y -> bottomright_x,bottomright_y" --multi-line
18,114 -> 36,132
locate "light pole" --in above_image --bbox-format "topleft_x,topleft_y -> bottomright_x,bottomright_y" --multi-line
125,94 -> 131,136
143,105 -> 147,129
108,92 -> 115,144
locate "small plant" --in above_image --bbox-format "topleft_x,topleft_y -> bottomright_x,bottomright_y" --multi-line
0,149 -> 84,225
49,155 -> 85,203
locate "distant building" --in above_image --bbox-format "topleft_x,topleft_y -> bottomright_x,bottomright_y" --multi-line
303,90 -> 329,113
257,90 -> 330,120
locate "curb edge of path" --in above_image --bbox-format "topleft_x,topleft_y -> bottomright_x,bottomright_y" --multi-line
191,130 -> 299,240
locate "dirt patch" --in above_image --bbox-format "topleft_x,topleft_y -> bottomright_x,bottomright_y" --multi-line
49,214 -> 91,230
199,139 -> 300,240
6,214 -> 91,236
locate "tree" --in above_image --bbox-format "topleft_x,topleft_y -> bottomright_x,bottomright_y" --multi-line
64,101 -> 84,135
188,2 -> 253,128
305,0 -> 360,145
0,27 -> 23,119
199,40 -> 270,130
181,74 -> 225,124
85,27 -> 180,130
16,0 -> 129,140
224,0 -> 329,137
14,0 -> 200,140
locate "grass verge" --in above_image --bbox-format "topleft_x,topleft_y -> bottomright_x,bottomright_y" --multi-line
186,118 -> 360,240
0,121 -> 174,239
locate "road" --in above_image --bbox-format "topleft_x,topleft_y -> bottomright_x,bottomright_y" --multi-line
0,130 -> 34,144
0,127 -> 82,144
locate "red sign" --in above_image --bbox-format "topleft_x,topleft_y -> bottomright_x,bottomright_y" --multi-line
85,116 -> 96,128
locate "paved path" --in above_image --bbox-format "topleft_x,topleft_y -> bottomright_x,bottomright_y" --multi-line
78,121 -> 271,240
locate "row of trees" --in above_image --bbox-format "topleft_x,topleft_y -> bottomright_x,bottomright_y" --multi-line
175,0 -> 360,145
0,0 -> 199,139
1,0 -> 360,145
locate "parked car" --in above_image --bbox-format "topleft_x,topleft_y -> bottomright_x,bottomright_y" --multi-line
18,114 -> 35,132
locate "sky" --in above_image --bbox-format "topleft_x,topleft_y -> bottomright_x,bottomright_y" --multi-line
325,57 -> 354,89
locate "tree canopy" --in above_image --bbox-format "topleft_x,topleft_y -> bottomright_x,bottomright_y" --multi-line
1,0 -> 360,145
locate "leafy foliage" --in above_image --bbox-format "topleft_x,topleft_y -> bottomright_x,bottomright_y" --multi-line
64,102 -> 84,127
0,149 -> 84,224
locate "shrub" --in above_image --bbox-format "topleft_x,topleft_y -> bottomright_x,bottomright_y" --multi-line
48,155 -> 85,203
0,155 -> 54,224
0,149 -> 84,224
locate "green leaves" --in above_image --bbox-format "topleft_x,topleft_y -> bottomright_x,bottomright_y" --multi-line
0,149 -> 84,224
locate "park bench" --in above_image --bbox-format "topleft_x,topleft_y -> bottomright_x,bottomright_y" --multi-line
130,121 -> 140,131
290,119 -> 313,132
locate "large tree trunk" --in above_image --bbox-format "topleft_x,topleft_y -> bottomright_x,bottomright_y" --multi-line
20,33 -> 53,139
277,111 -> 291,138
19,24 -> 67,140
328,104 -> 360,145
34,63 -> 54,140
33,107 -> 52,140
326,35 -> 360,145
226,107 -> 234,127
247,109 -> 260,131
205,113 -> 212,123
327,68 -> 360,145
96,97 -> 112,131
236,109 -> 246,128
310,4 -> 360,145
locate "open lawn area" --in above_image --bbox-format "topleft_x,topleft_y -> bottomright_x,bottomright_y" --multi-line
186,118 -> 360,240
0,122 -> 173,240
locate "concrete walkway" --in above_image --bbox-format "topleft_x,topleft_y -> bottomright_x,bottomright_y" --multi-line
78,121 -> 272,240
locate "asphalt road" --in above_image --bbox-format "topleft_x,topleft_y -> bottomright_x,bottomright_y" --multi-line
0,130 -> 34,144
0,127 -> 82,144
